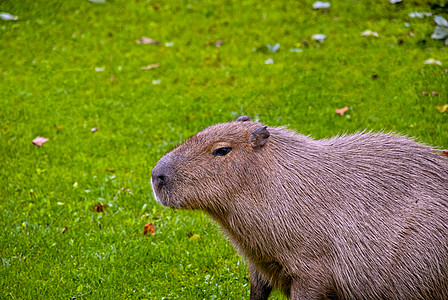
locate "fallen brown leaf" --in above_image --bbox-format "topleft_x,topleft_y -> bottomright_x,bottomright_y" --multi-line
136,37 -> 160,44
335,106 -> 349,116
431,91 -> 439,96
421,91 -> 429,96
441,151 -> 448,157
141,63 -> 160,70
32,136 -> 49,146
93,202 -> 107,212
189,234 -> 201,240
143,222 -> 155,235
435,104 -> 448,113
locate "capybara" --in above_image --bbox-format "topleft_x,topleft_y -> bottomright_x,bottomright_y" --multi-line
151,116 -> 448,299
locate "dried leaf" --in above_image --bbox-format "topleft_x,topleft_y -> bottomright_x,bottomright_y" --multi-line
435,104 -> 448,113
424,58 -> 442,66
361,30 -> 379,37
312,34 -> 327,42
32,136 -> 49,146
435,15 -> 448,27
442,151 -> 448,157
335,106 -> 349,116
408,12 -> 432,19
431,25 -> 448,40
141,63 -> 160,70
105,168 -> 115,172
431,91 -> 439,96
267,43 -> 280,53
421,91 -> 429,96
0,12 -> 18,21
93,202 -> 107,212
313,1 -> 330,9
136,37 -> 161,44
189,234 -> 201,240
143,222 -> 155,235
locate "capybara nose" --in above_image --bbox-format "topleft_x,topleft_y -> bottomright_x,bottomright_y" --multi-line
151,166 -> 170,188
151,154 -> 175,189
155,174 -> 168,186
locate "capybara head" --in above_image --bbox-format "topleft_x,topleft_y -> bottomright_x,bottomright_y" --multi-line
151,116 -> 270,211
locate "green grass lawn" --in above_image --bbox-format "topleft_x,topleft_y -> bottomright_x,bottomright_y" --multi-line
1,0 -> 447,298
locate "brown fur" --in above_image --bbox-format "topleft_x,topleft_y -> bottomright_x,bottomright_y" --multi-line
151,117 -> 448,300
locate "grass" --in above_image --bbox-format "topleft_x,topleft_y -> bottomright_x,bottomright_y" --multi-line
1,0 -> 447,299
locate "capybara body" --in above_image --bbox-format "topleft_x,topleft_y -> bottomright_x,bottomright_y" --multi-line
151,117 -> 448,299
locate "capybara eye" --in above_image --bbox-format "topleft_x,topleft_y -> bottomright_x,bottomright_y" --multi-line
212,147 -> 232,156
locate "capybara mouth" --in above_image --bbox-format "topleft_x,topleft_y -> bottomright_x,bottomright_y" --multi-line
151,159 -> 173,206
150,177 -> 185,208
151,178 -> 167,206
150,177 -> 168,206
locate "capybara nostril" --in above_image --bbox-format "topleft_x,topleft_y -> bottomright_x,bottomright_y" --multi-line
151,171 -> 169,187
156,174 -> 168,186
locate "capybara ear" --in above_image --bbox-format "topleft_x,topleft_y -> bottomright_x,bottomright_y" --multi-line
236,115 -> 251,122
250,126 -> 270,149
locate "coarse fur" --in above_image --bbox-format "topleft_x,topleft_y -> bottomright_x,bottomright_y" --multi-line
151,117 -> 448,300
